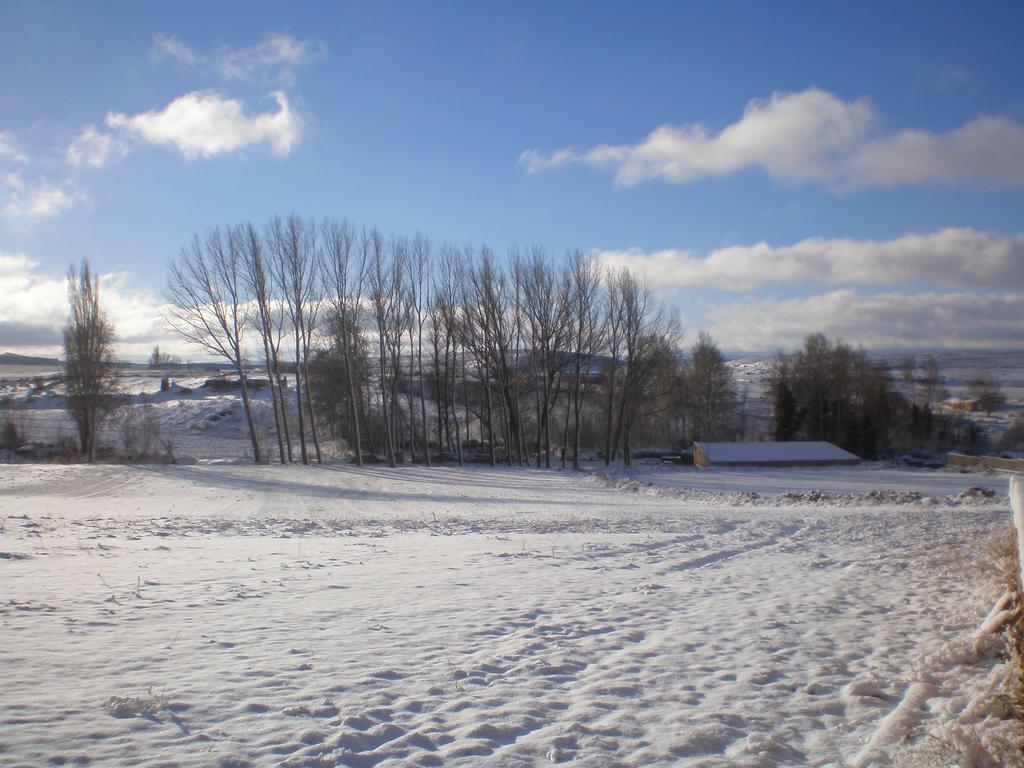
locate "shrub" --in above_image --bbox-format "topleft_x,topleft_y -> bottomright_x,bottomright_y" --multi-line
1,415 -> 24,450
997,421 -> 1024,454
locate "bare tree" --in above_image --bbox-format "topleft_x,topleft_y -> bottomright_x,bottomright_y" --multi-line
602,268 -> 627,465
64,260 -> 118,462
267,215 -> 322,464
322,217 -> 367,465
564,250 -> 605,470
409,232 -> 432,465
514,246 -> 571,468
431,244 -> 465,465
968,375 -> 1006,415
237,222 -> 289,464
610,268 -> 679,465
899,354 -> 917,404
366,228 -> 409,467
919,355 -> 947,405
165,230 -> 262,463
464,248 -> 526,466
303,232 -> 326,463
148,344 -> 179,368
682,332 -> 735,442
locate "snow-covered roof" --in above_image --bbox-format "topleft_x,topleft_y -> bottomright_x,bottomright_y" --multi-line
694,441 -> 860,464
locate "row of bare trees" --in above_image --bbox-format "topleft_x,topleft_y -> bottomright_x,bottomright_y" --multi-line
164,215 -> 749,467
165,218 -> 326,465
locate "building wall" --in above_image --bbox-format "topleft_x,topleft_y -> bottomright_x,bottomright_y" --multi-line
704,459 -> 860,468
694,445 -> 709,467
947,453 -> 1024,473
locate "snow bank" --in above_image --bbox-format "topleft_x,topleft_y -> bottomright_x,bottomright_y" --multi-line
590,468 -> 1004,511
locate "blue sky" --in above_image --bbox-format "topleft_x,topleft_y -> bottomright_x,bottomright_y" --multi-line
1,0 -> 1022,357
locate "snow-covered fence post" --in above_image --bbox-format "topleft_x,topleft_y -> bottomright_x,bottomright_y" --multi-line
977,475 -> 1024,637
1012,475 -> 1024,598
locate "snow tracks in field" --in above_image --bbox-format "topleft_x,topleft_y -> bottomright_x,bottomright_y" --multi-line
0,462 -> 1015,766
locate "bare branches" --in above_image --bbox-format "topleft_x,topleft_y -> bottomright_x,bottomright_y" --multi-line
161,215 -> 697,469
165,227 -> 263,463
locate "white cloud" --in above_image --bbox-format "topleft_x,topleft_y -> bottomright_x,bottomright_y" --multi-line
0,253 -> 185,358
848,116 -> 1024,186
522,87 -> 1024,189
594,228 -> 1024,292
151,33 -> 199,66
1,172 -> 83,221
0,131 -> 27,164
105,90 -> 303,159
707,289 -> 1024,352
0,252 -> 67,337
66,124 -> 125,168
0,131 -> 83,223
215,33 -> 326,86
150,32 -> 326,86
518,147 -> 575,174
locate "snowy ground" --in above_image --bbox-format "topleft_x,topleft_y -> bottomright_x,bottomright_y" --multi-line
1,368 -> 283,463
0,462 -> 1018,767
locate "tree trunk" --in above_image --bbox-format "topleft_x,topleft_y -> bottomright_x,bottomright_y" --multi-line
612,387 -> 628,464
342,340 -> 363,466
453,347 -> 464,466
484,363 -> 496,466
302,360 -> 322,463
274,354 -> 293,462
419,335 -> 431,467
603,361 -> 617,466
379,350 -> 396,467
237,366 -> 262,464
572,380 -> 583,471
293,335 -> 309,464
300,323 -> 322,464
261,335 -> 286,464
560,387 -> 571,470
623,408 -> 632,467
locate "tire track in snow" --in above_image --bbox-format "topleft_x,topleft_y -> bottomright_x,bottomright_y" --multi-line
71,468 -> 141,500
658,521 -> 811,574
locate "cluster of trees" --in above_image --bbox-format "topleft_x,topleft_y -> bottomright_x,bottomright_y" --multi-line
163,215 -> 753,467
770,334 -> 894,459
770,337 -> 1006,458
147,345 -> 181,368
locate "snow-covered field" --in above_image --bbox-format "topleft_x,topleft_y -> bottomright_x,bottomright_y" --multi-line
1,461 -> 1019,767
1,368 -> 283,463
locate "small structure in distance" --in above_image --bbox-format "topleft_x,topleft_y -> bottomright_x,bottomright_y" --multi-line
693,441 -> 860,468
942,397 -> 981,413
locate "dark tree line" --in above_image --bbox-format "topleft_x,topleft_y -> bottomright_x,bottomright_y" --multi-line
769,334 -> 893,459
770,335 -> 1000,458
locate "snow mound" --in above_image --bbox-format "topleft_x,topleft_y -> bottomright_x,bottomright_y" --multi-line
590,470 -> 1006,510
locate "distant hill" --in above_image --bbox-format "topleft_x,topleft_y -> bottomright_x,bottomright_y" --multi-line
0,352 -> 62,366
